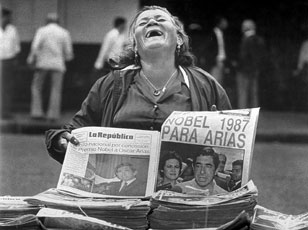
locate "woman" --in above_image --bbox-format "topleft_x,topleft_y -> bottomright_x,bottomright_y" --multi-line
156,151 -> 182,191
46,5 -> 232,164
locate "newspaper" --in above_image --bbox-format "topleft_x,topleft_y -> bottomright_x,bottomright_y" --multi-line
152,180 -> 258,206
159,108 -> 260,193
251,205 -> 308,230
37,207 -> 132,230
25,188 -> 149,209
57,127 -> 161,198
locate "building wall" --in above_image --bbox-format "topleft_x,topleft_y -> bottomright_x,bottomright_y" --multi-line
1,0 -> 139,43
1,0 -> 140,112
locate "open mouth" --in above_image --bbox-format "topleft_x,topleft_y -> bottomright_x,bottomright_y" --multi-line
145,30 -> 163,38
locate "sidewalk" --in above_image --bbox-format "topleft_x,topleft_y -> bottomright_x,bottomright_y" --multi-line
1,110 -> 308,142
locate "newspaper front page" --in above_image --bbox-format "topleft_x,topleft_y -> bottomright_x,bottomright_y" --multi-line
57,127 -> 161,198
158,108 -> 260,194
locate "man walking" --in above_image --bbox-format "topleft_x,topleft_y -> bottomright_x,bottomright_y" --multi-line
27,13 -> 73,121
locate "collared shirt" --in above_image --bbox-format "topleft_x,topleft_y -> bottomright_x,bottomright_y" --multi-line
113,69 -> 191,131
176,178 -> 227,195
27,23 -> 73,72
244,30 -> 256,38
0,24 -> 20,60
213,27 -> 226,62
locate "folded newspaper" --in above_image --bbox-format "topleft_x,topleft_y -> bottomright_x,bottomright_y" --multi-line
159,108 -> 259,194
151,180 -> 258,206
149,180 -> 257,229
57,127 -> 161,198
251,205 -> 308,230
37,207 -> 132,230
55,108 -> 259,198
25,188 -> 151,230
0,196 -> 41,218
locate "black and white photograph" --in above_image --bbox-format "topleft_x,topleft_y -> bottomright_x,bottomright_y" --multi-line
1,0 -> 308,229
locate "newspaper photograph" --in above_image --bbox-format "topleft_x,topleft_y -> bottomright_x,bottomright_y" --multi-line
57,127 -> 161,198
157,108 -> 260,195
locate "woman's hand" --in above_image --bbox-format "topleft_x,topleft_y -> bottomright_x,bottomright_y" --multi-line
57,131 -> 80,151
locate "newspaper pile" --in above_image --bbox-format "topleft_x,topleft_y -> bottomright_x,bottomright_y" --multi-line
32,126 -> 161,229
251,205 -> 308,230
0,196 -> 42,229
148,180 -> 258,229
25,188 -> 151,230
3,108 -> 260,229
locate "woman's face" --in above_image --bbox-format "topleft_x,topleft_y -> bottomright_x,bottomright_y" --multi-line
134,9 -> 178,55
163,158 -> 180,181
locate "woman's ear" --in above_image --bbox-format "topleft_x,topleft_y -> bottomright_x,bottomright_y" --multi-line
177,36 -> 184,46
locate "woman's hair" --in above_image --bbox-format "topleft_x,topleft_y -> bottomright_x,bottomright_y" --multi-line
158,150 -> 183,177
115,5 -> 195,68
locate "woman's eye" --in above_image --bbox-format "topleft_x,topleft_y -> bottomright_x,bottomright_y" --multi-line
138,22 -> 147,26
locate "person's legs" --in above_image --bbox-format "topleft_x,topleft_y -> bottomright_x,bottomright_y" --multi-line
250,75 -> 259,108
236,72 -> 249,109
30,69 -> 48,118
1,58 -> 17,118
46,70 -> 64,120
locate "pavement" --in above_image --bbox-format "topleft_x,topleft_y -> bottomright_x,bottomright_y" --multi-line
1,109 -> 308,143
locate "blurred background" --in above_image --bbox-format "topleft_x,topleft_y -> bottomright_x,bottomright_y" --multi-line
1,0 -> 308,216
1,0 -> 308,111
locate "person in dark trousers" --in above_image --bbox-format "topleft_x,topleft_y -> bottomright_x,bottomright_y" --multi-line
0,7 -> 20,119
236,19 -> 266,109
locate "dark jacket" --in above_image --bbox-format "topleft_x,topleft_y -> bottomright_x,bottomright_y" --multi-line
45,65 -> 232,163
238,34 -> 266,75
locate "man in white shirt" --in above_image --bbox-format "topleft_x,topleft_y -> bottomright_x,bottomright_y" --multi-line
27,13 -> 73,121
173,147 -> 227,195
205,16 -> 228,85
0,7 -> 20,118
93,17 -> 127,82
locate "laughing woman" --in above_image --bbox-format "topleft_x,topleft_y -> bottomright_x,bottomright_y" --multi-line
46,5 -> 232,164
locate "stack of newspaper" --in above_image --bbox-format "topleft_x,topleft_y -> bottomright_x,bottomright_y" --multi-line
25,188 -> 151,230
148,180 -> 258,229
0,196 -> 42,229
250,205 -> 308,230
17,108 -> 258,229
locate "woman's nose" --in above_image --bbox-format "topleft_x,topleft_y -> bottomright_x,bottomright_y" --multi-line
147,18 -> 158,26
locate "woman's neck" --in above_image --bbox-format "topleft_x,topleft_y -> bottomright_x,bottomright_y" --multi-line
140,55 -> 177,88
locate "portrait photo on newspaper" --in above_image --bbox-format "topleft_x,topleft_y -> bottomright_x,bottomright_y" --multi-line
57,126 -> 161,198
156,108 -> 259,196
